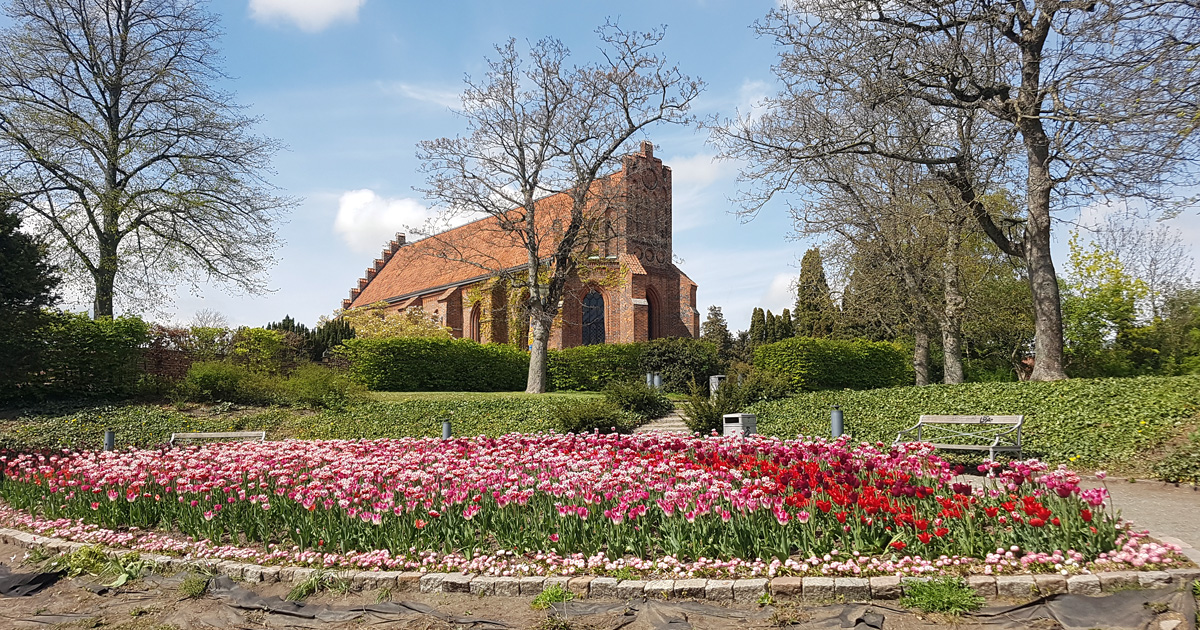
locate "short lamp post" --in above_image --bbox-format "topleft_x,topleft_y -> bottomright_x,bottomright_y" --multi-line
441,419 -> 452,440
103,429 -> 115,451
831,406 -> 844,438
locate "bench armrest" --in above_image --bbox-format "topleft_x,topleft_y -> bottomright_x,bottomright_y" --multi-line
893,422 -> 923,445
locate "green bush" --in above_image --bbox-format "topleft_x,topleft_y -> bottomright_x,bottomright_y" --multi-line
754,336 -> 912,391
2,311 -> 150,401
602,380 -> 673,420
638,337 -> 722,393
179,361 -> 281,406
749,375 -> 1200,466
548,344 -> 644,391
680,382 -> 739,435
551,399 -> 643,434
339,337 -> 528,391
282,364 -> 368,409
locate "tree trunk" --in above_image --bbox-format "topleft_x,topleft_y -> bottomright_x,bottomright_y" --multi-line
92,247 -> 118,319
939,320 -> 965,384
525,313 -> 552,393
913,329 -> 930,386
940,219 -> 966,384
1021,128 -> 1068,381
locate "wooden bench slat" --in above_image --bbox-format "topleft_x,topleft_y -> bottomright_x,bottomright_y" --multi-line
918,415 -> 1022,424
172,431 -> 265,439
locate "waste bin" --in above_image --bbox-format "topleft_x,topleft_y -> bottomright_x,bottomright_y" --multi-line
722,413 -> 757,437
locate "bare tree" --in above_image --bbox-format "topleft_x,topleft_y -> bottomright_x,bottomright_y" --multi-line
417,23 -> 702,393
1089,210 -> 1196,319
712,0 -> 1200,381
0,0 -> 292,318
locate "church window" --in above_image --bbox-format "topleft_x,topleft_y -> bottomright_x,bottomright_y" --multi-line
646,287 -> 659,340
469,303 -> 482,342
582,290 -> 605,345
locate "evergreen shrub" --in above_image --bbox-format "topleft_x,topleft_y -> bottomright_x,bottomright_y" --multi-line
602,380 -> 673,420
339,337 -> 528,391
749,375 -> 1200,466
753,337 -> 911,391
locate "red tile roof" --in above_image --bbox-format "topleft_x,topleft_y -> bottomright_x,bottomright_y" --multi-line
347,171 -> 626,309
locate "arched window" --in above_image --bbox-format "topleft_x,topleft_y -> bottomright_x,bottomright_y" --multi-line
469,303 -> 482,342
582,290 -> 605,345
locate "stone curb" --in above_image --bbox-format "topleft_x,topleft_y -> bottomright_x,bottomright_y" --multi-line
1,526 -> 1196,602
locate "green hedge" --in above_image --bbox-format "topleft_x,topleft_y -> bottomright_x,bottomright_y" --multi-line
548,344 -> 645,391
638,338 -> 722,393
1,311 -> 150,401
748,375 -> 1200,466
549,338 -> 721,393
339,338 -> 529,391
754,337 -> 912,391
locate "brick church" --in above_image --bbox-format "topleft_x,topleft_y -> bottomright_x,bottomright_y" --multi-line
342,142 -> 699,349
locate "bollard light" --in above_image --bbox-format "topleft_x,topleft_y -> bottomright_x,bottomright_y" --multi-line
104,429 -> 115,451
652,373 -> 662,390
831,405 -> 844,438
442,419 -> 452,440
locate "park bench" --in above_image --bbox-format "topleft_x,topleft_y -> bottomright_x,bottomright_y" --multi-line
169,431 -> 267,446
893,415 -> 1023,460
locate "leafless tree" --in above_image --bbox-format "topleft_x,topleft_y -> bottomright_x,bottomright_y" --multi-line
712,0 -> 1200,381
417,23 -> 702,393
0,0 -> 293,319
1089,210 -> 1195,319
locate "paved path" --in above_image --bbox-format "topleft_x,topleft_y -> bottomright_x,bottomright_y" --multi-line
1082,478 -> 1200,560
633,407 -> 690,434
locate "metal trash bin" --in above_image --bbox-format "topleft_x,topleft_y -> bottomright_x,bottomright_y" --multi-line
722,413 -> 757,437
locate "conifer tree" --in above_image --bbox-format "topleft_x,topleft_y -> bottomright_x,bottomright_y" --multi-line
764,310 -> 778,343
779,308 -> 794,338
700,305 -> 734,364
0,201 -> 59,392
749,307 -> 766,346
795,248 -> 837,337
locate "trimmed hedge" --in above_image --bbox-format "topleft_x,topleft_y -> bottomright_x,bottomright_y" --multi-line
339,338 -> 529,391
748,375 -> 1200,466
638,338 -> 722,393
549,344 -> 644,391
549,338 -> 721,393
754,337 -> 912,391
1,311 -> 150,401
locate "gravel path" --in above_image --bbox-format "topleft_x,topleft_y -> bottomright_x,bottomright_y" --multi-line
1083,478 -> 1200,560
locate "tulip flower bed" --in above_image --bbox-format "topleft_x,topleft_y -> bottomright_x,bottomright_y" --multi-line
0,434 -> 1186,579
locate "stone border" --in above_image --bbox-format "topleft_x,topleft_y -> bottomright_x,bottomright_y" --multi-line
1,527 -> 1196,602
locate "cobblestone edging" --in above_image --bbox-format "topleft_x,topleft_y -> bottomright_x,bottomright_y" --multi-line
1,527 -> 1197,602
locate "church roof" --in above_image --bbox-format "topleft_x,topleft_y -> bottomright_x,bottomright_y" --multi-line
345,172 -> 625,310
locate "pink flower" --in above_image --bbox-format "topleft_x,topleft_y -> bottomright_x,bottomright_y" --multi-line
1095,470 -> 1107,480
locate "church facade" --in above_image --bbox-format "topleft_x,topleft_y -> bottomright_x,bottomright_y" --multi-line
343,142 -> 699,350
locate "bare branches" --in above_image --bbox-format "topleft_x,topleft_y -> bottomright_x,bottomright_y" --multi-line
417,22 -> 702,392
0,0 -> 293,317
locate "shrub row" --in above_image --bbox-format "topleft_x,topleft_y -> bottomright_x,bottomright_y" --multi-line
753,336 -> 913,391
338,337 -> 529,391
1,312 -> 149,401
748,375 -> 1200,466
548,338 -> 721,393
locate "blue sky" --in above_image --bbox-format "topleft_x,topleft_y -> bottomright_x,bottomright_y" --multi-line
90,0 -> 1198,331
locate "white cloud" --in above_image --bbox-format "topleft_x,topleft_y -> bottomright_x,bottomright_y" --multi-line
665,152 -> 738,231
737,79 -> 772,121
383,82 -> 462,110
248,0 -> 365,32
761,272 -> 797,315
333,190 -> 437,254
